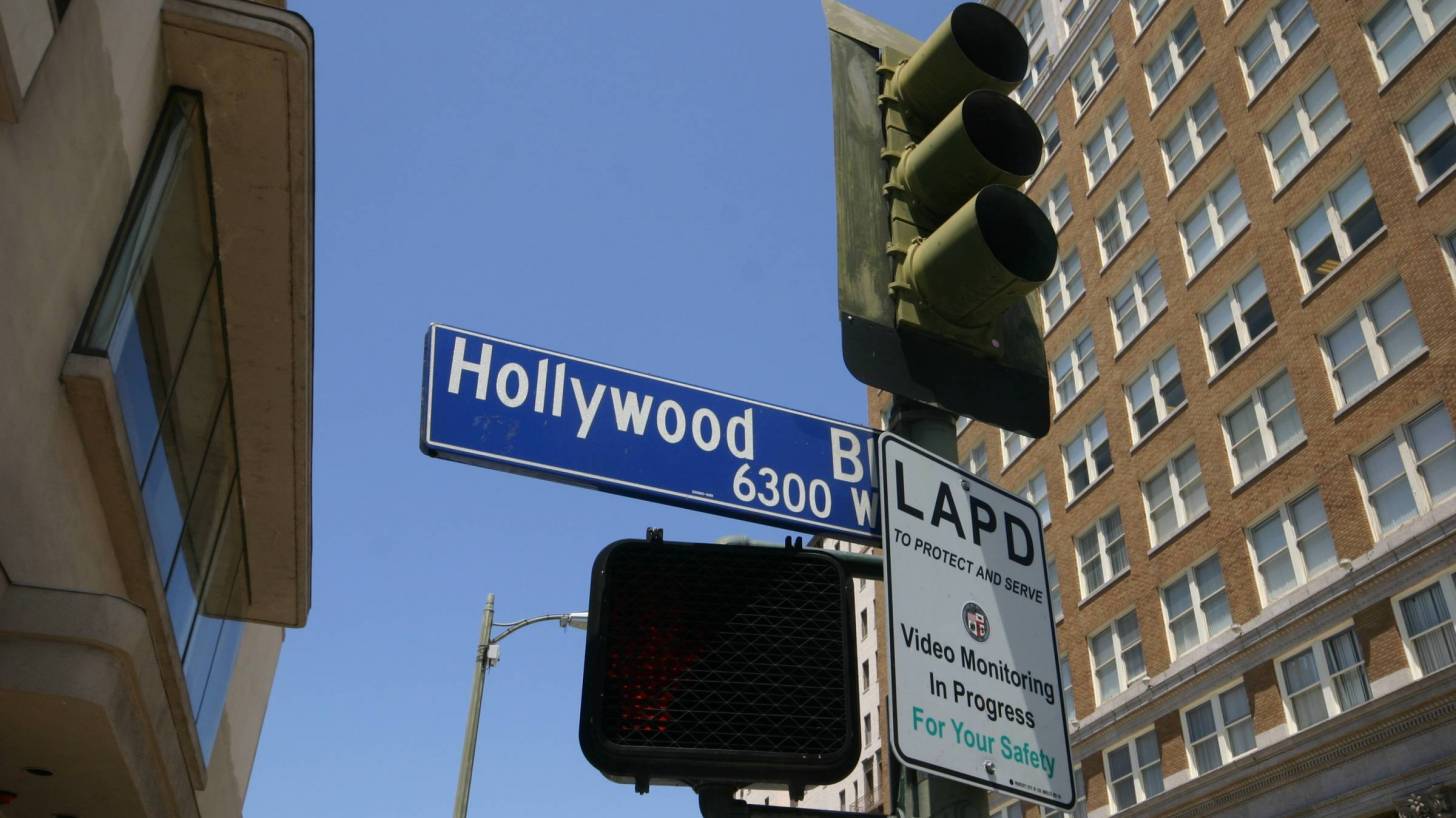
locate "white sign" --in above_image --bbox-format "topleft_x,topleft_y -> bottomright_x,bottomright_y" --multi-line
879,434 -> 1073,811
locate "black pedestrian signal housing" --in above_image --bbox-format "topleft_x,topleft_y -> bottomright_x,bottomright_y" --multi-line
578,539 -> 860,791
828,2 -> 1057,437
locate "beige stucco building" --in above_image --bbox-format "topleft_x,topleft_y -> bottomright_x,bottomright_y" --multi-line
0,1 -> 313,815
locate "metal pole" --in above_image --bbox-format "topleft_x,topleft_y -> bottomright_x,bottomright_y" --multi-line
889,397 -> 988,818
452,593 -> 495,818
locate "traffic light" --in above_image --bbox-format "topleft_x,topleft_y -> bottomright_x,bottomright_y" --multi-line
827,2 -> 1057,437
578,539 -> 859,791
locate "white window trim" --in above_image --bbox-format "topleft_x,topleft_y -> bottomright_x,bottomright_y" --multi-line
1237,0 -> 1319,100
963,441 -> 989,478
1073,30 -> 1121,116
1102,726 -> 1162,809
1161,86 -> 1226,191
1288,166 -> 1383,293
1131,0 -> 1169,37
1042,109 -> 1064,161
1319,277 -> 1424,411
1391,568 -> 1456,678
1363,0 -> 1456,86
1064,414 -> 1112,502
1160,551 -> 1231,658
1245,487 -> 1337,606
1142,444 -> 1207,548
1085,101 -> 1133,189
1003,428 -> 1035,471
1352,402 -> 1455,537
1261,68 -> 1349,193
1179,681 -> 1256,776
1076,506 -> 1129,599
1022,470 -> 1052,530
1274,621 -> 1371,731
1125,346 -> 1185,445
1145,9 -> 1205,110
1098,175 -> 1149,266
1090,608 -> 1145,704
1221,369 -> 1306,486
1398,79 -> 1456,191
1052,327 -> 1100,413
1111,257 -> 1167,352
1179,172 -> 1249,280
1199,265 -> 1275,378
1044,176 -> 1074,233
1042,249 -> 1086,333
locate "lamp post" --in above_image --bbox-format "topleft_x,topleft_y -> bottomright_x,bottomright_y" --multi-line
451,593 -> 590,818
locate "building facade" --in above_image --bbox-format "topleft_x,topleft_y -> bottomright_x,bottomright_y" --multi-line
0,1 -> 313,816
865,0 -> 1456,813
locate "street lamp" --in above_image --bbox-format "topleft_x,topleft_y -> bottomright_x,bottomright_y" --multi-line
451,593 -> 589,818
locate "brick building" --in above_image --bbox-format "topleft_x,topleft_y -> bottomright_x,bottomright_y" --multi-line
858,0 -> 1456,814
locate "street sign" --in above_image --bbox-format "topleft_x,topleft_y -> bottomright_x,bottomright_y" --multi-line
421,324 -> 879,538
878,433 -> 1072,810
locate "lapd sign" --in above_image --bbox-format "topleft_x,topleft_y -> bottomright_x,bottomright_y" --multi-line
879,434 -> 1072,810
422,324 -> 879,538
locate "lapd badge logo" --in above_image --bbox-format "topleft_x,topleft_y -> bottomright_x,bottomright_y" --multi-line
962,601 -> 990,643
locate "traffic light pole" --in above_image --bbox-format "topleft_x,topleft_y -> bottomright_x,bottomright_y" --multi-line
887,397 -> 990,818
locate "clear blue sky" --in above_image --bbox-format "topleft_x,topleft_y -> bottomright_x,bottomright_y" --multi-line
246,2 -> 951,815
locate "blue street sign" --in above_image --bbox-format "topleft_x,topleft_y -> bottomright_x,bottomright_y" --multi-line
421,324 -> 880,538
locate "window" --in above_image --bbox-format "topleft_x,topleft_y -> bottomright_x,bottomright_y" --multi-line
1105,728 -> 1164,809
1279,627 -> 1371,730
965,442 -> 989,477
1077,507 -> 1128,596
70,92 -> 246,764
1097,175 -> 1150,262
1073,32 -> 1120,111
1162,87 -> 1226,187
1322,279 -> 1423,407
1023,470 -> 1051,528
1239,0 -> 1317,95
1402,81 -> 1456,188
1111,257 -> 1167,349
1357,404 -> 1456,533
1366,0 -> 1454,82
1018,47 -> 1051,101
1262,69 -> 1348,188
1132,0 -> 1166,33
1247,489 -> 1337,602
1224,370 -> 1304,482
1064,0 -> 1087,32
1180,173 -> 1249,275
1146,11 -> 1204,106
1394,573 -> 1456,676
1163,554 -> 1231,656
1144,446 -> 1208,544
1053,327 -> 1099,410
860,608 -> 869,641
1045,177 -> 1074,231
1042,109 -> 1063,157
1183,684 -> 1255,775
1090,610 -> 1146,702
1060,653 -> 1074,720
1064,414 -> 1113,499
1201,266 -> 1274,372
1020,1 -> 1047,42
1042,249 -> 1086,327
1127,347 -> 1186,441
864,713 -> 872,745
1291,167 -> 1383,289
862,659 -> 871,691
1004,429 -> 1034,466
1085,101 -> 1133,186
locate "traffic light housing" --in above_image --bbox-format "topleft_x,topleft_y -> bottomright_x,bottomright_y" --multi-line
578,539 -> 859,791
827,2 -> 1057,437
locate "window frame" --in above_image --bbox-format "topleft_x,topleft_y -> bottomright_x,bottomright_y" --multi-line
1022,470 -> 1052,529
1160,551 -> 1232,658
1103,726 -> 1164,809
1111,257 -> 1168,351
1391,569 -> 1456,678
1275,623 -> 1372,731
1045,176 -> 1074,232
1245,487 -> 1338,605
1073,31 -> 1121,114
1199,265 -> 1275,376
1180,681 -> 1256,776
1221,368 -> 1305,484
1064,413 -> 1113,501
1179,172 -> 1249,278
1145,9 -> 1205,108
1125,345 -> 1186,444
1052,326 -> 1100,412
1354,402 -> 1456,536
1260,68 -> 1349,190
1003,428 -> 1035,469
1237,0 -> 1318,97
1142,444 -> 1208,546
1089,608 -> 1146,703
1319,277 -> 1423,410
1042,249 -> 1087,330
1161,86 -> 1227,189
1085,101 -> 1134,188
1042,109 -> 1064,159
1288,166 -> 1384,292
1399,79 -> 1456,191
1363,0 -> 1454,84
1131,0 -> 1168,35
1076,506 -> 1129,598
964,441 -> 989,477
1097,175 -> 1150,264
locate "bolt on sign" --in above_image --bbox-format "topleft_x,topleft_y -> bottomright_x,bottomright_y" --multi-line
879,433 -> 1072,811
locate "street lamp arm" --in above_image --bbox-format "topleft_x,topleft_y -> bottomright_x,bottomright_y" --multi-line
490,611 -> 588,643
